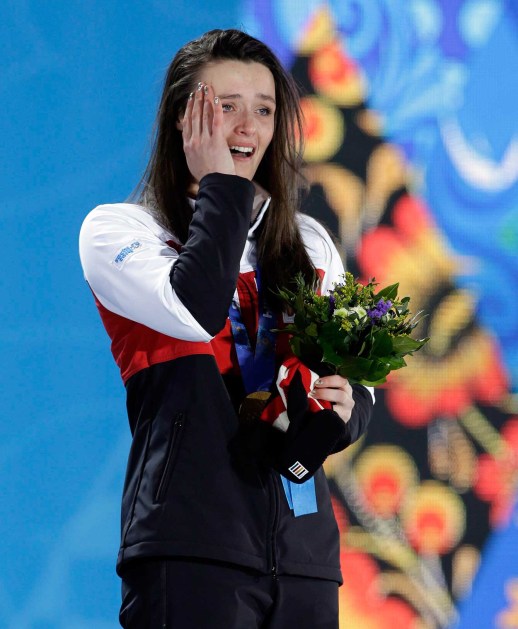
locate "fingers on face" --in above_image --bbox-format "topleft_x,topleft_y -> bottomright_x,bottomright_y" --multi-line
201,84 -> 214,136
184,82 -> 218,138
191,82 -> 205,135
182,91 -> 194,138
212,88 -> 223,130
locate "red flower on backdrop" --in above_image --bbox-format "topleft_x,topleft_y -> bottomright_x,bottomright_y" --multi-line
357,193 -> 509,427
293,6 -> 517,626
401,481 -> 466,555
299,95 -> 345,162
354,445 -> 419,518
340,550 -> 419,628
475,417 -> 518,526
386,337 -> 508,427
308,40 -> 364,106
331,496 -> 420,627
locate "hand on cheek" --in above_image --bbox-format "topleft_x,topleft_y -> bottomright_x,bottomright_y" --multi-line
181,83 -> 236,182
309,375 -> 355,424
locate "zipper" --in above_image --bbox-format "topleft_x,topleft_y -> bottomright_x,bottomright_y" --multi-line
268,471 -> 280,578
154,412 -> 184,503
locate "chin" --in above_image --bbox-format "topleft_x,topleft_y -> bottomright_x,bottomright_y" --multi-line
234,169 -> 254,181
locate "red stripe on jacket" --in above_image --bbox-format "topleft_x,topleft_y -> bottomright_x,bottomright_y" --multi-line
94,267 -> 325,383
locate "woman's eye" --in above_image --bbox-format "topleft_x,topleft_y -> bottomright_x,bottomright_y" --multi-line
257,107 -> 272,116
222,104 -> 233,112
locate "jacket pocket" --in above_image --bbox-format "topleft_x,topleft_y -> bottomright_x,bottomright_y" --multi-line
154,412 -> 185,504
121,416 -> 153,547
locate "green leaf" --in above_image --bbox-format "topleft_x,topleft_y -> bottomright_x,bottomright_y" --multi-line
289,336 -> 302,358
369,330 -> 393,357
392,335 -> 429,354
301,339 -> 323,363
335,356 -> 374,379
320,319 -> 342,338
305,322 -> 318,337
386,356 -> 406,370
376,283 -> 399,301
357,375 -> 388,386
294,312 -> 306,328
320,342 -> 344,368
357,340 -> 367,356
366,360 -> 390,381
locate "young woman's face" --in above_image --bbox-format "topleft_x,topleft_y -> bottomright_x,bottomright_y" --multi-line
197,59 -> 276,181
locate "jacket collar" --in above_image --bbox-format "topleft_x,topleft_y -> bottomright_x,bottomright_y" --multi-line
248,182 -> 271,237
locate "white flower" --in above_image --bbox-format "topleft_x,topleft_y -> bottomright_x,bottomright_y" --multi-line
351,306 -> 367,319
334,306 -> 367,320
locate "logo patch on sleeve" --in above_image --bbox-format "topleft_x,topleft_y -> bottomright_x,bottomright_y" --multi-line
288,461 -> 309,480
112,241 -> 142,269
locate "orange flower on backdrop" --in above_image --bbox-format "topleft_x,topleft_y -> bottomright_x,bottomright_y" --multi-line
332,488 -> 422,627
308,40 -> 365,106
357,193 -> 508,427
299,95 -> 345,162
354,445 -> 419,518
401,481 -> 466,555
340,550 -> 420,629
294,8 -> 515,626
475,417 -> 518,526
387,334 -> 508,427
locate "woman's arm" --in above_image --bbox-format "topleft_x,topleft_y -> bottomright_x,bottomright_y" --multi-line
79,84 -> 255,341
79,175 -> 255,341
170,174 -> 254,336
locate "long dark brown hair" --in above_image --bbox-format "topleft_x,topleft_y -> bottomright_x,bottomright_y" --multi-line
134,29 -> 316,307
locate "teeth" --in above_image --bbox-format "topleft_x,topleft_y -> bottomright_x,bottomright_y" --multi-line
229,146 -> 254,154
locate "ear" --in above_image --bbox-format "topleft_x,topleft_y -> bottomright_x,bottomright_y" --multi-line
176,119 -> 183,131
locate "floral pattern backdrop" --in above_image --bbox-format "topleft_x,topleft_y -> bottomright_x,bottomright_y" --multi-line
244,1 -> 518,627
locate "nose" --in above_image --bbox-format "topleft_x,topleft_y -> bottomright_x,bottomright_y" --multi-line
235,110 -> 256,135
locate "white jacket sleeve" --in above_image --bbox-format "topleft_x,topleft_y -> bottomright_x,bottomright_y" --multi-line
79,203 -> 213,342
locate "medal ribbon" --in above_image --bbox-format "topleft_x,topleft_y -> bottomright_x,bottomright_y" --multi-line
228,269 -> 317,517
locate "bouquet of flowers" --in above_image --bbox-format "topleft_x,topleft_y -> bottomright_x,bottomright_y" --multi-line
276,272 -> 429,386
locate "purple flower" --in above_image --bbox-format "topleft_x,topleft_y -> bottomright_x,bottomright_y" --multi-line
367,299 -> 392,320
328,294 -> 336,316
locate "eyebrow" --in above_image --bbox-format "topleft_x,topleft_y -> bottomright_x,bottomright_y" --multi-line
219,93 -> 276,105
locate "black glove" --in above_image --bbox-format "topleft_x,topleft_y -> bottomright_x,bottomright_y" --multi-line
235,367 -> 347,484
270,370 -> 348,483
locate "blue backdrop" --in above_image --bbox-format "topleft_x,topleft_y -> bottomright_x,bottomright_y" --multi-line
1,3 -> 239,627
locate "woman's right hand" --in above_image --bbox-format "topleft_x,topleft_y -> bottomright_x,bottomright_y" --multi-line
181,82 -> 236,182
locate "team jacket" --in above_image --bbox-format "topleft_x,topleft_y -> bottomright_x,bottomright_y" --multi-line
79,173 -> 374,582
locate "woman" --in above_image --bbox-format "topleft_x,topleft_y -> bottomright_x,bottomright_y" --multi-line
79,29 -> 373,628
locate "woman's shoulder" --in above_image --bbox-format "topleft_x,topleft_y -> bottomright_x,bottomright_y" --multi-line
296,212 -> 338,257
82,202 -> 157,227
80,202 -> 174,242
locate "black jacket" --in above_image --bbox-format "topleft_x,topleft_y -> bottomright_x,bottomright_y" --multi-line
79,174 -> 373,582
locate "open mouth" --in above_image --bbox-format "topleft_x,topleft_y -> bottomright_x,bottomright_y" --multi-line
229,145 -> 256,158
